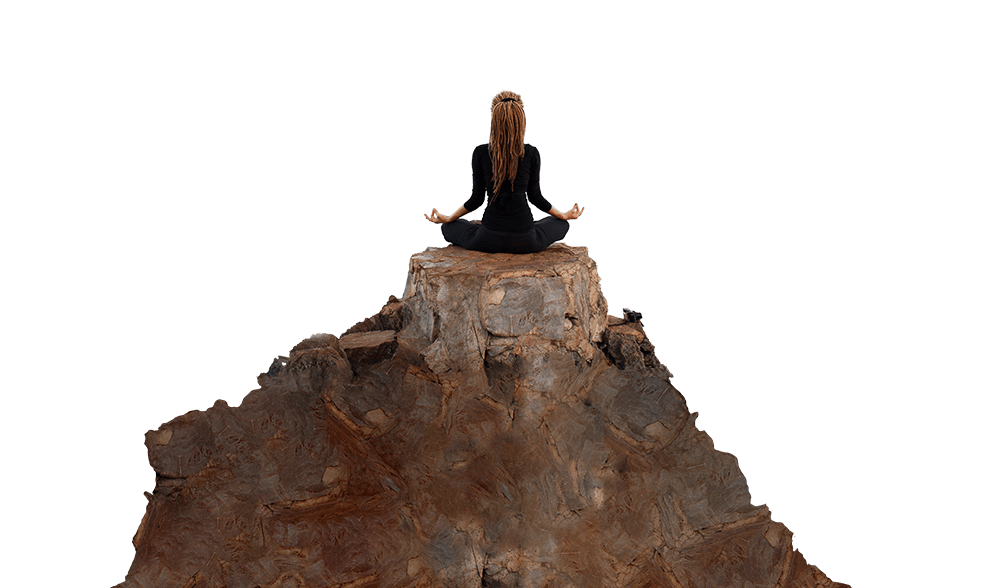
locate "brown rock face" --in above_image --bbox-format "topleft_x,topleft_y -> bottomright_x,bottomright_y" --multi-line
119,245 -> 848,588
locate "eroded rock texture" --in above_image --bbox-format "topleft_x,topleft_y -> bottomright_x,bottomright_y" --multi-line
119,245 -> 848,588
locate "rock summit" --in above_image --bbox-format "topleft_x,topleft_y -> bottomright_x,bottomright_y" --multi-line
119,245 -> 848,588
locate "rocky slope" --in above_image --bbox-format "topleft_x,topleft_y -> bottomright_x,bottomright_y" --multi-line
118,245 -> 848,588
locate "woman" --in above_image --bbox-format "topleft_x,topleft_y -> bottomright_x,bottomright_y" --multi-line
424,91 -> 584,254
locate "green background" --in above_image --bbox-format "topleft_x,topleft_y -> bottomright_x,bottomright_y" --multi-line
0,2 -> 1000,587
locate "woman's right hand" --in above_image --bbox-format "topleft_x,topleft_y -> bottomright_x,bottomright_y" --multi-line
563,202 -> 587,220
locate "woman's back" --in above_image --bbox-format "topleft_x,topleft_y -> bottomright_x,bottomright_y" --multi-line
468,143 -> 551,234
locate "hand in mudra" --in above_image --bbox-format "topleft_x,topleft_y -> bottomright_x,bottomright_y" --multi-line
424,208 -> 453,224
563,203 -> 584,220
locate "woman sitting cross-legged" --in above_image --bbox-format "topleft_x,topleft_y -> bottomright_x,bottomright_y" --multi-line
424,91 -> 583,254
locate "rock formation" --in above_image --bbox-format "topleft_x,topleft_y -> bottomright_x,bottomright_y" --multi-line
118,245 -> 848,588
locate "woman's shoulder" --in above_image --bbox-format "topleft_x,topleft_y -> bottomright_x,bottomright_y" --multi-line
474,143 -> 539,159
475,143 -> 538,150
524,143 -> 540,162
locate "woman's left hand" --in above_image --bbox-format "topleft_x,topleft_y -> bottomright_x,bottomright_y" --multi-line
424,208 -> 452,224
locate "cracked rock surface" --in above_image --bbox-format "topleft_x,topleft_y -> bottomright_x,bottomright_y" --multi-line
118,245 -> 848,588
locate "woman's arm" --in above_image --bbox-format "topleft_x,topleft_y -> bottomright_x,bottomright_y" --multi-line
424,206 -> 469,224
548,203 -> 585,221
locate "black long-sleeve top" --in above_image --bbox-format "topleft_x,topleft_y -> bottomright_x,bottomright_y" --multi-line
463,143 -> 553,233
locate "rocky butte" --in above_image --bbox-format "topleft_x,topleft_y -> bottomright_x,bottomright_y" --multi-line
117,245 -> 849,588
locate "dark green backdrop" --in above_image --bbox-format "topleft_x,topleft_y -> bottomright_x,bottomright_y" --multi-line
0,2 -> 1000,587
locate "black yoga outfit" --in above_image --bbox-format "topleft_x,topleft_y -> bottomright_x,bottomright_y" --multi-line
441,144 -> 569,254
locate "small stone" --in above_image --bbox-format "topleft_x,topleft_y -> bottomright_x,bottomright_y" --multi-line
322,465 -> 346,486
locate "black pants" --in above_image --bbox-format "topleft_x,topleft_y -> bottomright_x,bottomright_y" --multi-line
441,217 -> 570,254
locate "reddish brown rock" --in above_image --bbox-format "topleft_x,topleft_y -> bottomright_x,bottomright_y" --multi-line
340,330 -> 398,367
118,245 -> 848,588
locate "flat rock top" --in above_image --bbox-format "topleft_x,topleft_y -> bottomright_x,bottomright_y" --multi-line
408,244 -> 595,278
401,243 -> 608,367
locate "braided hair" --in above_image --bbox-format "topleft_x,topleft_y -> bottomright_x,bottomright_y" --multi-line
488,91 -> 526,197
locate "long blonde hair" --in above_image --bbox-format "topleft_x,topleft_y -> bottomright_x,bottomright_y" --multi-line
489,91 -> 526,196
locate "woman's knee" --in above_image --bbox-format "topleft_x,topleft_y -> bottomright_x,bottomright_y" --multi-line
555,218 -> 570,238
543,217 -> 570,241
443,219 -> 487,250
442,219 -> 467,243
